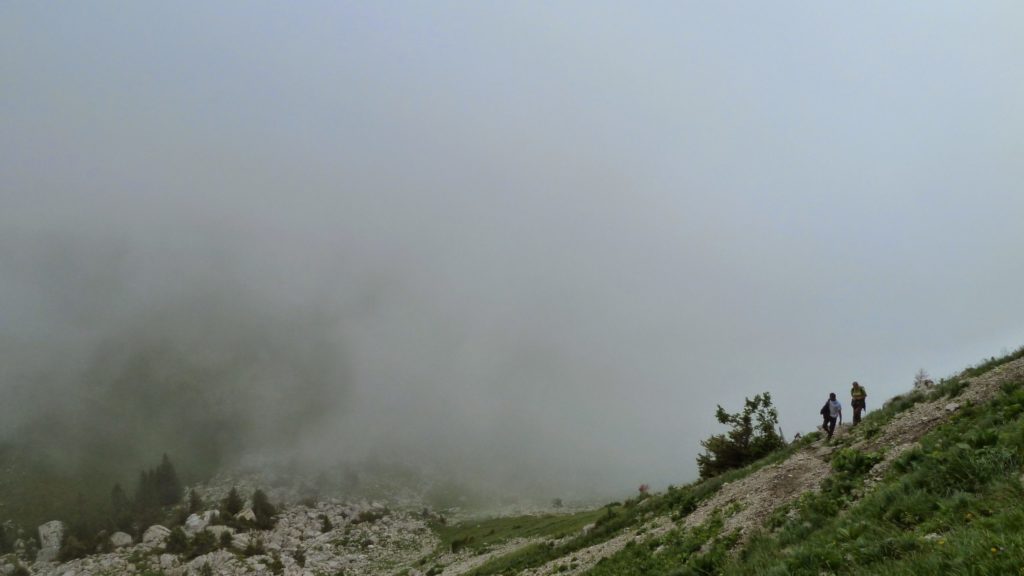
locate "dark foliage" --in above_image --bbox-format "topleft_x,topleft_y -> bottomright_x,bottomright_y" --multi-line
164,526 -> 189,554
252,489 -> 278,530
221,487 -> 243,518
188,489 -> 204,515
110,483 -> 132,532
133,455 -> 183,528
696,392 -> 785,479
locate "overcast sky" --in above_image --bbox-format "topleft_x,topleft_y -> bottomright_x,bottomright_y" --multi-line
3,2 -> 1024,498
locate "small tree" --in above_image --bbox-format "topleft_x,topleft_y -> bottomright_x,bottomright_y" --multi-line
252,489 -> 277,530
221,487 -> 243,518
696,392 -> 785,479
155,454 -> 183,506
187,489 -> 204,515
111,483 -> 133,531
164,527 -> 189,554
913,368 -> 932,389
189,531 -> 216,559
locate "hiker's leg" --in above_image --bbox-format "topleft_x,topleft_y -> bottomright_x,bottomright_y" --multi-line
827,417 -> 836,438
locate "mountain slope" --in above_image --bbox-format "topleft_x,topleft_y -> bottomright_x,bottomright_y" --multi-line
447,349 -> 1024,576
4,348 -> 1024,575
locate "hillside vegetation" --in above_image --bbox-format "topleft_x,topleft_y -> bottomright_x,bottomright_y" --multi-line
5,346 -> 1024,575
414,346 -> 1024,576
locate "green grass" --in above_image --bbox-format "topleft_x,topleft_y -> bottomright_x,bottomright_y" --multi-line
720,376 -> 1024,575
435,509 -> 607,554
460,433 -> 823,576
463,346 -> 1024,576
961,345 -> 1024,379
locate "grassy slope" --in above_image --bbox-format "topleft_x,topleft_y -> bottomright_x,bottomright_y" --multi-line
456,346 -> 1024,576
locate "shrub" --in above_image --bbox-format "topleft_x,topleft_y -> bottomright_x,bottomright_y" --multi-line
697,392 -> 786,479
831,449 -> 882,476
243,534 -> 266,557
187,489 -> 204,515
320,514 -> 333,532
252,489 -> 277,530
221,487 -> 243,518
164,527 -> 188,554
189,531 -> 216,559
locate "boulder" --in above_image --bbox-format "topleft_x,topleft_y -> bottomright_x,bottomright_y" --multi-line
159,553 -> 180,570
235,508 -> 257,523
205,525 -> 236,539
186,550 -> 235,573
231,533 -> 251,549
184,513 -> 208,535
36,520 -> 64,562
142,525 -> 171,547
110,531 -> 133,548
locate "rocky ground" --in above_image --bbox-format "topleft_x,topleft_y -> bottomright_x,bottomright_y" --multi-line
2,497 -> 437,576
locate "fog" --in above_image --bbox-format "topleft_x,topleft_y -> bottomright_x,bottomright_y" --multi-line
3,3 -> 1024,501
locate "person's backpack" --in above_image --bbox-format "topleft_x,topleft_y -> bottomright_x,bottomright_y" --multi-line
820,402 -> 829,416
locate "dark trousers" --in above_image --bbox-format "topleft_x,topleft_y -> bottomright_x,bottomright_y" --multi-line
852,398 -> 865,425
825,416 -> 838,438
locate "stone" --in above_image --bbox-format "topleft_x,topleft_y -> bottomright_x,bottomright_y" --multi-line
36,520 -> 65,562
205,525 -> 236,539
232,533 -> 251,549
143,525 -> 172,547
945,402 -> 961,413
184,513 -> 208,535
110,531 -> 133,548
160,553 -> 180,570
235,508 -> 257,523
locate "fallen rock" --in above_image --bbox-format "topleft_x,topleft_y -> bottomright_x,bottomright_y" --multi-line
142,525 -> 171,547
109,532 -> 133,548
36,520 -> 65,562
205,525 -> 236,540
235,508 -> 257,523
159,553 -> 179,570
184,513 -> 208,535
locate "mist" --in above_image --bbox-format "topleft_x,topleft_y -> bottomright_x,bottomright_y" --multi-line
3,2 -> 1024,503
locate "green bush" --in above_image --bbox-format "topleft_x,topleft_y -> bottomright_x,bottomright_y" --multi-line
251,489 -> 277,530
696,392 -> 786,480
164,527 -> 188,554
830,448 -> 882,476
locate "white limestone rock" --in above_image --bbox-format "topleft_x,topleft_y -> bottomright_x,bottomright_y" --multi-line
235,508 -> 257,523
36,520 -> 64,562
109,531 -> 133,548
142,525 -> 171,547
183,513 -> 208,536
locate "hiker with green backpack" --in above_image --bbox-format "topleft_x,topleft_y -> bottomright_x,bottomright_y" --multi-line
850,381 -> 867,425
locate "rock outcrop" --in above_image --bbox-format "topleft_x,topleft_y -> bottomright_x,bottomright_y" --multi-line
35,521 -> 64,563
142,525 -> 171,548
109,532 -> 132,548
